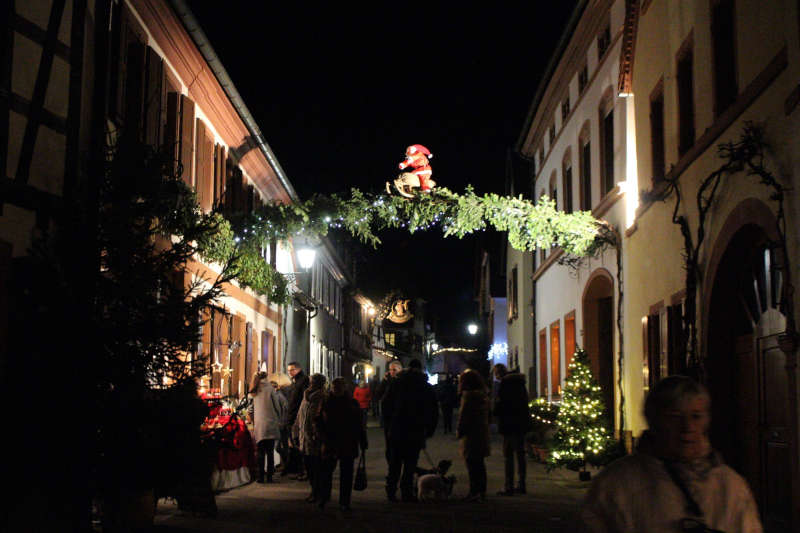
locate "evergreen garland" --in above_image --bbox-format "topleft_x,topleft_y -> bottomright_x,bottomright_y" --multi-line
548,348 -> 615,472
195,187 -> 604,304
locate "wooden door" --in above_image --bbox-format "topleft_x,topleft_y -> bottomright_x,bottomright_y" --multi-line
758,334 -> 790,532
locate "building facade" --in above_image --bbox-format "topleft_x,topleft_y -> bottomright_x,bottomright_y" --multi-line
508,0 -> 800,530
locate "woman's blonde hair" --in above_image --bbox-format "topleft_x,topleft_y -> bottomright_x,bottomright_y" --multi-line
269,372 -> 292,389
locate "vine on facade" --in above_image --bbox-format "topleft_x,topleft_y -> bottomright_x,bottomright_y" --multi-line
642,122 -> 796,380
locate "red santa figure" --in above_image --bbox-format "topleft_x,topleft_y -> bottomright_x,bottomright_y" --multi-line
398,144 -> 434,191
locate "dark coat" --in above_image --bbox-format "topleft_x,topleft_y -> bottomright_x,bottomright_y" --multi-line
458,390 -> 490,459
436,380 -> 457,408
319,395 -> 368,459
493,372 -> 532,435
376,374 -> 398,422
383,368 -> 438,449
286,370 -> 310,426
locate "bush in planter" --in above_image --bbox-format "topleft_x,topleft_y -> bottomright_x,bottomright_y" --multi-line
526,397 -> 559,461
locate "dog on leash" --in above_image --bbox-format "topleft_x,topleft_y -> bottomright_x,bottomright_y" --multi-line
416,460 -> 456,502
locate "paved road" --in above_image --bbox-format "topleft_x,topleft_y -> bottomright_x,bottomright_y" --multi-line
154,417 -> 592,533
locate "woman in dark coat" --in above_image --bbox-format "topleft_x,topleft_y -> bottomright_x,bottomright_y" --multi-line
457,369 -> 490,502
317,377 -> 368,511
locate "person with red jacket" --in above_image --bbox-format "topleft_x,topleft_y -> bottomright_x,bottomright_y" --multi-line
353,380 -> 372,427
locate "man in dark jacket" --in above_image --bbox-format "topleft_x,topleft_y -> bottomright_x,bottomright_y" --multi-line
492,363 -> 532,495
284,361 -> 310,476
436,375 -> 458,434
383,358 -> 438,502
375,360 -> 403,464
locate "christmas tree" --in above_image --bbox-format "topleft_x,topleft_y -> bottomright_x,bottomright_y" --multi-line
548,348 -> 615,472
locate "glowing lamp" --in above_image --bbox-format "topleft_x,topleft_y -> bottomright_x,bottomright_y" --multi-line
297,247 -> 316,270
467,323 -> 478,335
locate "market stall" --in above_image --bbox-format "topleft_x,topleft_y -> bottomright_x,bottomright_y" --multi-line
201,391 -> 254,491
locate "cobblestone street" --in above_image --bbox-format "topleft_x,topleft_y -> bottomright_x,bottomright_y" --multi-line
154,418 -> 593,533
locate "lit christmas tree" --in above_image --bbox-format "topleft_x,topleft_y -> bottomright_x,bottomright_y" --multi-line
548,348 -> 615,474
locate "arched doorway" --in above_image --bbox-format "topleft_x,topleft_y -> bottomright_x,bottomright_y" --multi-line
706,220 -> 790,531
582,269 -> 614,426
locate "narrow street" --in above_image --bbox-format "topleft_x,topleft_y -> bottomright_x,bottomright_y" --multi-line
154,416 -> 591,533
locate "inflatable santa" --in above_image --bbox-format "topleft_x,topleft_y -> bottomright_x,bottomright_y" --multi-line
398,144 -> 434,191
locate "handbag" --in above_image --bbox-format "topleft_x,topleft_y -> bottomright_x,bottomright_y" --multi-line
353,452 -> 367,491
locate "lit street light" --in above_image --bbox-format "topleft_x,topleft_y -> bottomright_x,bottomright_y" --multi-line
467,323 -> 478,335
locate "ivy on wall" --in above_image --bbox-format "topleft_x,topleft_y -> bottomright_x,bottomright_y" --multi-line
195,187 -> 606,305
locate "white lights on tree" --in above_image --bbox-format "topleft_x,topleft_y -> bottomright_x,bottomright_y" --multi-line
489,342 -> 508,359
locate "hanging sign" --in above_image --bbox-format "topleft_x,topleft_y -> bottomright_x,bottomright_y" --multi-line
386,299 -> 413,324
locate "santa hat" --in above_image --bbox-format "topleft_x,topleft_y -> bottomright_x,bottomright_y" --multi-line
406,144 -> 433,158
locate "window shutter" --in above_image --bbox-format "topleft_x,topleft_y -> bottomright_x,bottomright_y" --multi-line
164,92 -> 180,177
245,322 -> 253,394
179,95 -> 195,186
646,314 -> 661,388
143,46 -> 164,148
231,315 -> 244,397
214,144 -> 227,206
124,40 -> 146,138
201,308 -> 212,366
194,119 -> 214,212
667,304 -> 685,375
226,165 -> 243,213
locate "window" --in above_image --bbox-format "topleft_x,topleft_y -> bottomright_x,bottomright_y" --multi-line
597,24 -> 611,59
650,80 -> 666,184
677,35 -> 695,156
507,266 -> 518,321
550,321 -> 561,396
711,0 -> 737,115
600,103 -> 614,195
539,191 -> 547,264
578,64 -> 589,94
580,132 -> 592,211
564,312 -> 576,370
562,97 -> 571,121
539,329 -> 548,396
549,123 -> 556,146
563,153 -> 574,214
385,332 -> 395,346
549,171 -> 558,212
643,297 -> 686,392
539,145 -> 545,166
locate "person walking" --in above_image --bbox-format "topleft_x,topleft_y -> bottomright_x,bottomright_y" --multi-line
492,363 -> 532,496
457,369 -> 490,503
581,375 -> 762,533
317,377 -> 368,512
383,358 -> 438,502
270,372 -> 292,474
248,371 -> 286,483
292,373 -> 327,503
437,375 -> 458,435
284,361 -> 310,478
376,360 -> 403,464
352,380 -> 372,428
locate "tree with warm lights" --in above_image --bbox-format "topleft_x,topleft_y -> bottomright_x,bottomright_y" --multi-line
548,348 -> 615,474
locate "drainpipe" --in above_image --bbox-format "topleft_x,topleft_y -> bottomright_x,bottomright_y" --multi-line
168,0 -> 301,203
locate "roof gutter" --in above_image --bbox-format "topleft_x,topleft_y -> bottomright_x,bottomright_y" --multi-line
167,0 -> 301,203
514,0 -> 588,154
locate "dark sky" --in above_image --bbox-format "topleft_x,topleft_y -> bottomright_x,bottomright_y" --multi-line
188,3 -> 578,343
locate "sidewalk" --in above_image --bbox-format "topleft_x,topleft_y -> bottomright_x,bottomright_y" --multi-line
154,415 -> 593,532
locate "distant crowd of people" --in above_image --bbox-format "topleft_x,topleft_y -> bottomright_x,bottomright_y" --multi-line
248,360 -> 764,531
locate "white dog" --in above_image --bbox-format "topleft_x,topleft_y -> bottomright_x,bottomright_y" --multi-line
416,460 -> 456,502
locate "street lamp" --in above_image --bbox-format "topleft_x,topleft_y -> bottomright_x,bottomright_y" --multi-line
467,323 -> 478,335
431,342 -> 439,351
296,246 -> 316,270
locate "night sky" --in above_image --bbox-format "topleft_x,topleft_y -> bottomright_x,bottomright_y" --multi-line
188,3 -> 578,343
